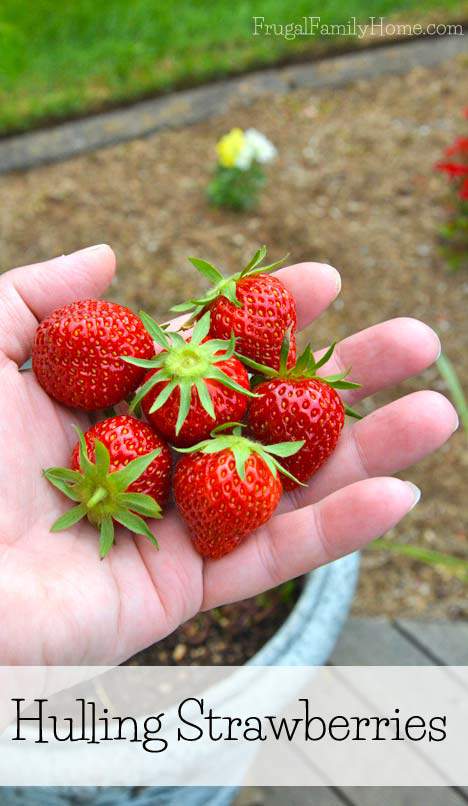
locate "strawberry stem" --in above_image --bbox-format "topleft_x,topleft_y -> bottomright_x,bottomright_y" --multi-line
87,487 -> 108,508
170,246 -> 287,318
175,422 -> 306,487
123,311 -> 258,434
44,426 -> 162,558
236,334 -> 361,397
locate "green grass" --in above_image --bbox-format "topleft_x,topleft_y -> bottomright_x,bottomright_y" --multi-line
1,0 -> 467,135
437,353 -> 468,433
372,540 -> 468,581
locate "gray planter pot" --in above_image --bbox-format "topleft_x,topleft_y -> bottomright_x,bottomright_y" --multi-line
2,552 -> 360,805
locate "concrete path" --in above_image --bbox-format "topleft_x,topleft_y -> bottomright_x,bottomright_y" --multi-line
235,616 -> 468,806
1,34 -> 466,174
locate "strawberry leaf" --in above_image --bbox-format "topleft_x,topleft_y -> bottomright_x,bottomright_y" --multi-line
148,378 -> 178,414
50,504 -> 87,532
111,448 -> 161,491
240,245 -> 267,276
262,441 -> 305,458
239,246 -> 287,278
138,311 -> 170,350
267,456 -> 306,487
207,335 -> 236,359
314,342 -> 336,371
74,426 -> 94,474
120,356 -> 161,368
234,351 -> 276,376
231,443 -> 252,481
294,344 -> 314,375
93,439 -> 110,474
326,379 -> 361,390
175,381 -> 192,435
205,367 -> 258,397
130,369 -> 170,412
118,493 -> 162,519
279,328 -> 291,375
225,281 -> 242,307
169,330 -> 188,348
211,422 -> 245,435
246,255 -> 288,277
99,518 -> 115,559
44,473 -> 82,502
195,379 -> 215,420
44,467 -> 82,483
171,301 -> 200,313
114,509 -> 159,547
188,257 -> 224,285
345,404 -> 362,420
191,311 -> 211,346
257,451 -> 278,479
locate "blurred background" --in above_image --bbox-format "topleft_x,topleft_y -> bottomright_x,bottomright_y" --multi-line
0,1 -> 467,634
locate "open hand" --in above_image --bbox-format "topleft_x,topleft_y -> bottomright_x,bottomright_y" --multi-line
0,245 -> 458,665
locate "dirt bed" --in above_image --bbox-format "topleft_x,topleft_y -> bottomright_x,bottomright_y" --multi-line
127,582 -> 301,666
1,54 -> 467,622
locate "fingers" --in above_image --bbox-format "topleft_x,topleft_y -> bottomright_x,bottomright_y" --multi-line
0,244 -> 116,366
202,477 -> 419,609
284,391 -> 458,511
315,317 -> 441,402
274,262 -> 341,330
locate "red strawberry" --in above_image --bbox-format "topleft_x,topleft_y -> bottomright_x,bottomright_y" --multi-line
171,247 -> 297,370
124,311 -> 255,448
32,299 -> 154,410
44,415 -> 171,557
173,425 -> 303,559
245,338 -> 360,490
71,415 -> 171,506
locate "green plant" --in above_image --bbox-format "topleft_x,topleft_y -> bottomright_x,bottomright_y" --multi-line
435,109 -> 468,271
439,206 -> 468,271
372,540 -> 468,582
437,352 -> 468,433
372,352 -> 466,579
208,164 -> 266,212
207,128 -> 277,212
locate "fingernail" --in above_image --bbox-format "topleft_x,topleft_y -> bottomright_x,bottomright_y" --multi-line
434,333 -> 442,361
69,244 -> 109,256
404,481 -> 421,510
321,264 -> 341,294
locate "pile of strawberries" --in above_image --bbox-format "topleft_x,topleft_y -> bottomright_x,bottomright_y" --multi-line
33,247 -> 359,560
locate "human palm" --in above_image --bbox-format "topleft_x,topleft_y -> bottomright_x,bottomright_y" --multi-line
0,245 -> 457,665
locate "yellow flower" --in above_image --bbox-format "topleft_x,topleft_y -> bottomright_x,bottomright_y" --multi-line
216,128 -> 246,168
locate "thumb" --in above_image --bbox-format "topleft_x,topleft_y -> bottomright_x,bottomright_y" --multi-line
0,244 -> 116,366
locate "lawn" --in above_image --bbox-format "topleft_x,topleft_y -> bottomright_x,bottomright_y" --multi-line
0,0 -> 467,135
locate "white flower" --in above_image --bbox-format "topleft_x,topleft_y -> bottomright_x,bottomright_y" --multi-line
234,141 -> 256,170
228,128 -> 277,170
243,129 -> 277,164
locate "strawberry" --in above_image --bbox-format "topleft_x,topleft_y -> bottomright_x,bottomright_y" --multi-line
124,311 -> 256,448
32,299 -> 154,410
245,336 -> 361,490
171,246 -> 297,370
173,424 -> 304,559
44,415 -> 171,558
